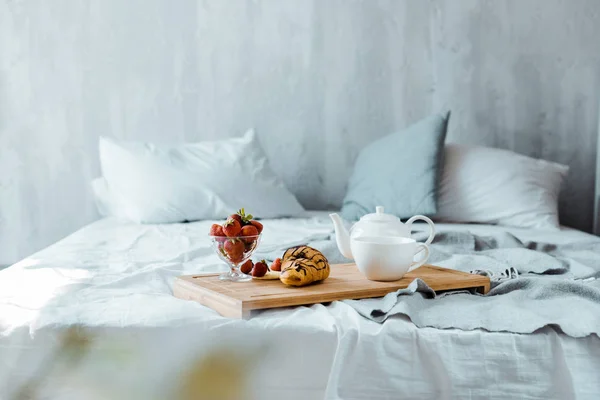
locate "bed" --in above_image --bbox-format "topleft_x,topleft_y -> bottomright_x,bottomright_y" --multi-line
1,212 -> 599,399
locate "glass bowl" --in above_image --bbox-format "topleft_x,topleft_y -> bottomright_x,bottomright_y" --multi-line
210,234 -> 261,282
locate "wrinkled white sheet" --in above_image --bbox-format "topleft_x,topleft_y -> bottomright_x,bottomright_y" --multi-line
1,213 -> 599,399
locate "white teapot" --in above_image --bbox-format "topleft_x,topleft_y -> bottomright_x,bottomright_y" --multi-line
329,206 -> 435,280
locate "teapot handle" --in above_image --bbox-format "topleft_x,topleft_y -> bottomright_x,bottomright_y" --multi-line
405,215 -> 435,245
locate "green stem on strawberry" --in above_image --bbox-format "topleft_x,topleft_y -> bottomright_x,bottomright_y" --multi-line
261,259 -> 270,271
237,208 -> 254,224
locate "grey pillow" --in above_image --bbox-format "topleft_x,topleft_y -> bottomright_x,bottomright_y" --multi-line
342,112 -> 450,220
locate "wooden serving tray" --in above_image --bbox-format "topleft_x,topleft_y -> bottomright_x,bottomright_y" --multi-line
173,264 -> 490,319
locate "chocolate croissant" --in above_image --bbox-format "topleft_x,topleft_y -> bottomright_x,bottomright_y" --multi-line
279,246 -> 330,287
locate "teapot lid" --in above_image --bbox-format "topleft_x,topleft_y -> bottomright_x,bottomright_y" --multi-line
359,206 -> 399,223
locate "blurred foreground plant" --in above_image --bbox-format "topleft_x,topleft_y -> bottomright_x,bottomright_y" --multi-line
12,327 -> 264,400
178,348 -> 260,400
14,326 -> 93,400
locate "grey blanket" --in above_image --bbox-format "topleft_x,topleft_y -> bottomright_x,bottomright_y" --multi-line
259,230 -> 600,338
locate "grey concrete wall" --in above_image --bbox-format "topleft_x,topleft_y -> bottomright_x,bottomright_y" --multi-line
1,0 -> 599,265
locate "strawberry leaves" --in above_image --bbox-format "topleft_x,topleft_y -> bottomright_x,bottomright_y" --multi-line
237,208 -> 254,224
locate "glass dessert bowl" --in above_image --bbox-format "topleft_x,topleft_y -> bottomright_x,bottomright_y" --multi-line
210,234 -> 261,282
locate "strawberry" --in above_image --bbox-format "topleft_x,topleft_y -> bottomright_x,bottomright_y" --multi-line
224,239 -> 245,263
270,258 -> 282,272
249,220 -> 263,234
252,260 -> 269,277
217,242 -> 227,259
240,259 -> 253,275
229,214 -> 243,225
209,224 -> 225,237
240,225 -> 259,238
244,240 -> 257,252
222,218 -> 242,237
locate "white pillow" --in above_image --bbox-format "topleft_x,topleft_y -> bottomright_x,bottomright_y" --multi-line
435,144 -> 569,229
95,130 -> 305,223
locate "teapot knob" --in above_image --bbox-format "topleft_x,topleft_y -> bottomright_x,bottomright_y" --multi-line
376,206 -> 384,214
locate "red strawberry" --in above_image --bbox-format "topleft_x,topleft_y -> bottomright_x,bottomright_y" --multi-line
240,259 -> 253,275
222,218 -> 242,237
209,224 -> 225,237
270,258 -> 282,272
224,239 -> 245,263
217,242 -> 229,260
244,240 -> 257,252
240,225 -> 259,239
252,260 -> 269,277
249,220 -> 263,234
229,214 -> 243,225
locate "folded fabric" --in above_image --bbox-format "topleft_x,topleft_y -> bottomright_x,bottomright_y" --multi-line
333,230 -> 600,338
344,275 -> 600,339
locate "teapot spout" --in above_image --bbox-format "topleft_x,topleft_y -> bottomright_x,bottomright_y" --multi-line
329,213 -> 353,260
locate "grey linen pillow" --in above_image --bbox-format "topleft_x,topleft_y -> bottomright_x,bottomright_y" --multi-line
341,112 -> 450,220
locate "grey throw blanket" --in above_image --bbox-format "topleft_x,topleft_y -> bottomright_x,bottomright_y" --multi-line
260,230 -> 600,338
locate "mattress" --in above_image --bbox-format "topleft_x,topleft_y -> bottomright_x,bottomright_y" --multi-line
1,212 -> 599,399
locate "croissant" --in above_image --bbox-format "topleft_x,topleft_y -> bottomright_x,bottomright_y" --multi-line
279,246 -> 330,287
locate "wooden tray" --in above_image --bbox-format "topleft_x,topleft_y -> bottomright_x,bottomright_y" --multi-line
173,264 -> 490,319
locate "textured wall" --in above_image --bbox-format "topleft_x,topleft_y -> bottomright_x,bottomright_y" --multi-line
1,0 -> 599,265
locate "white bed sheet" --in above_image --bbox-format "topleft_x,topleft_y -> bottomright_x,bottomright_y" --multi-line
1,213 -> 599,399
